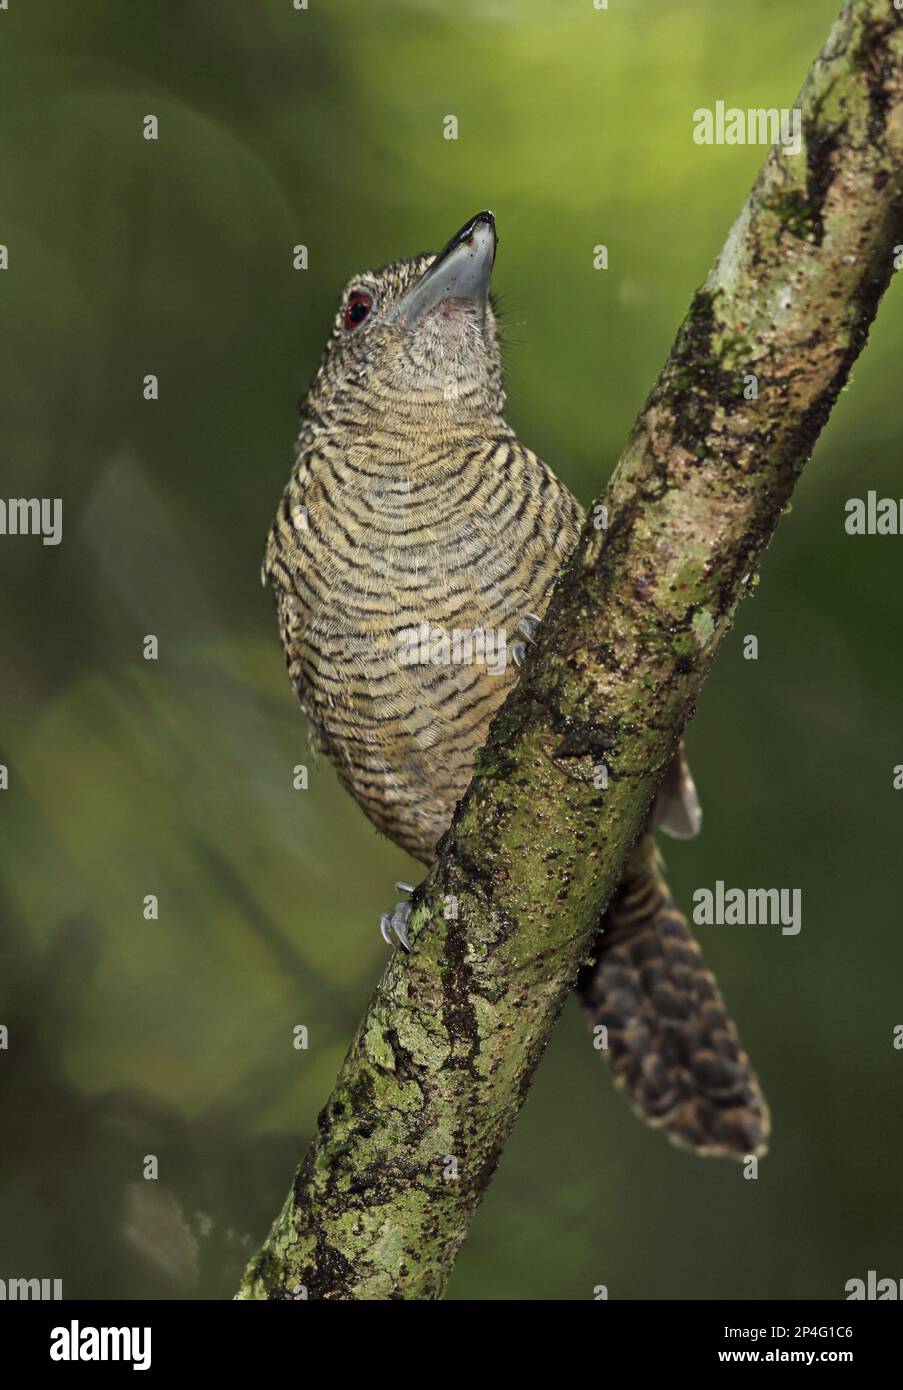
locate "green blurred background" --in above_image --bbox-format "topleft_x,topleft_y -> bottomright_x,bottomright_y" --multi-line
1,0 -> 901,1300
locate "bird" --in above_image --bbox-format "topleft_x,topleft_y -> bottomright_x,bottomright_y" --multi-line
262,210 -> 770,1159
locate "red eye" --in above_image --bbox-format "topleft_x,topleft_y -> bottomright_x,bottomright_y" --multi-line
343,291 -> 373,330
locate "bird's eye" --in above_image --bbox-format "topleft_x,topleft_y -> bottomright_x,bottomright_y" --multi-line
343,291 -> 373,331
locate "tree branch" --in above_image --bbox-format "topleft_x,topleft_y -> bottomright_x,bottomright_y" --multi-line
238,0 -> 903,1300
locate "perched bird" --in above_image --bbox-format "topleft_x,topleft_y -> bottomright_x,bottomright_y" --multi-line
263,211 -> 769,1159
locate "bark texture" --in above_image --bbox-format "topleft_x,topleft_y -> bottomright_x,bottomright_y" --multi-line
238,0 -> 903,1300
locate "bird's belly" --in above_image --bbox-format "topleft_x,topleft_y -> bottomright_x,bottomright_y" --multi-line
301,587 -> 519,860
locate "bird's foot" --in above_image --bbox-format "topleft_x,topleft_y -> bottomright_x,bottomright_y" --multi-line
512,612 -> 541,668
380,881 -> 416,952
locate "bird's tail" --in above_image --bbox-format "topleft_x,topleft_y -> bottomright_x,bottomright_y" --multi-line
577,834 -> 770,1159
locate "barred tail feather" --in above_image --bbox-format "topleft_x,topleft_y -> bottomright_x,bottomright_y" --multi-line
578,835 -> 770,1159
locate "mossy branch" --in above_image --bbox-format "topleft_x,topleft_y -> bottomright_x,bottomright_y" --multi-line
238,0 -> 903,1300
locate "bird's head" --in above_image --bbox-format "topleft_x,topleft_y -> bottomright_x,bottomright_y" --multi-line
306,211 -> 505,432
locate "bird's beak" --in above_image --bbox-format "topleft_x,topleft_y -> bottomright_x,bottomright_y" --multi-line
392,211 -> 497,326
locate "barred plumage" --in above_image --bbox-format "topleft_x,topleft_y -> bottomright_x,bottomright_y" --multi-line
267,428 -> 581,857
580,836 -> 770,1157
264,211 -> 769,1157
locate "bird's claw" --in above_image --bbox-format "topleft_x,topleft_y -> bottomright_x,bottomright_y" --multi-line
380,883 -> 415,952
513,613 -> 541,668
